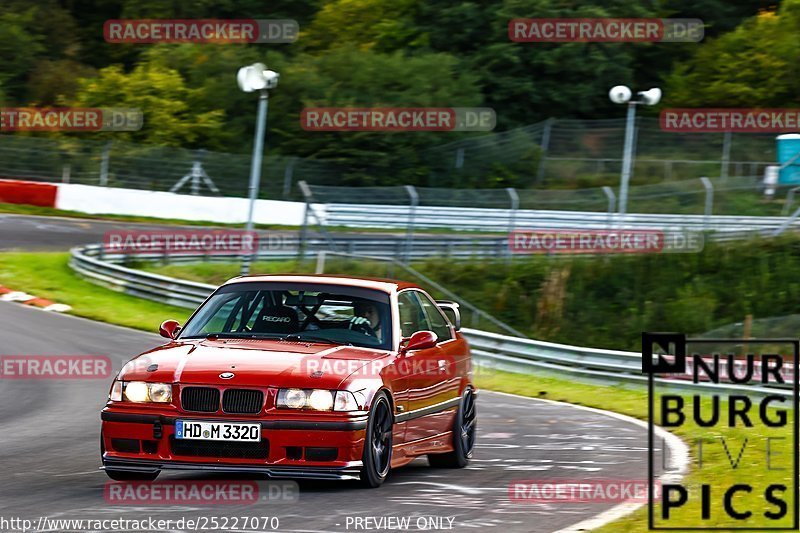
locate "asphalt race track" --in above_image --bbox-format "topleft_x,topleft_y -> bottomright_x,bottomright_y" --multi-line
0,301 -> 661,533
0,214 -> 659,532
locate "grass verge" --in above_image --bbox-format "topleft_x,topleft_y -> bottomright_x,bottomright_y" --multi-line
0,252 -> 190,331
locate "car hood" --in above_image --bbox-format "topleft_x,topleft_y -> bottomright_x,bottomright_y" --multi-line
118,338 -> 392,389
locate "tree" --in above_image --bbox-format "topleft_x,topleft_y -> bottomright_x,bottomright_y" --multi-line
665,1 -> 800,106
65,64 -> 225,147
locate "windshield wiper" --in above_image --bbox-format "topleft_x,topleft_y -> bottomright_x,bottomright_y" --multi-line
281,334 -> 351,346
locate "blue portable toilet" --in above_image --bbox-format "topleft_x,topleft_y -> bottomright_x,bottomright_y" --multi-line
776,134 -> 800,184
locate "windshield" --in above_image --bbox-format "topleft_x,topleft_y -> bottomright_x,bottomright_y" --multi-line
179,282 -> 392,350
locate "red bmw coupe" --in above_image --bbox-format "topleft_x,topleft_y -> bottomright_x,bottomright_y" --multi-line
100,275 -> 476,487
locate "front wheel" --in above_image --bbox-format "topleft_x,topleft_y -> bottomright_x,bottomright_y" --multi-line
428,387 -> 476,468
360,392 -> 393,488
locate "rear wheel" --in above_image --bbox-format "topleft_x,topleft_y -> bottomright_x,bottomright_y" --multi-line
360,392 -> 393,488
428,387 -> 476,468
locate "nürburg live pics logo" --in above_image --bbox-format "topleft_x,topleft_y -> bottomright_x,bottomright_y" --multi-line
643,332 -> 799,530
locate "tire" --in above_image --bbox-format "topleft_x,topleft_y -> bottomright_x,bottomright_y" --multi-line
104,469 -> 160,481
428,387 -> 476,468
360,392 -> 393,488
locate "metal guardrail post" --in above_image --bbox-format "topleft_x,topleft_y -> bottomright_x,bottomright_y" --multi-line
782,186 -> 800,216
315,250 -> 327,274
602,186 -> 616,229
772,205 -> 800,237
403,185 -> 419,264
700,177 -> 713,230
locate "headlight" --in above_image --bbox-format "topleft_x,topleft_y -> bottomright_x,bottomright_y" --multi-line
148,383 -> 172,403
124,381 -> 150,402
118,381 -> 173,403
308,389 -> 334,411
276,389 -> 359,411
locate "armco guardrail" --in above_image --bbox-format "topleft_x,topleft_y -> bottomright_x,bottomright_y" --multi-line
69,244 -> 792,397
464,327 -> 793,398
316,203 -> 800,235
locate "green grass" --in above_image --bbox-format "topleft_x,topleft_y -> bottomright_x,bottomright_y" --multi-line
0,252 -> 190,331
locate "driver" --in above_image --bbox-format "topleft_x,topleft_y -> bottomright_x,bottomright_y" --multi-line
349,300 -> 382,341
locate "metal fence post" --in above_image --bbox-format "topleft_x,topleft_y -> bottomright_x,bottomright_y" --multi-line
282,157 -> 296,199
602,186 -> 616,228
506,187 -> 519,260
535,118 -> 554,185
99,141 -> 111,186
721,131 -> 731,181
700,177 -> 713,229
297,180 -> 337,254
62,164 -> 70,184
455,148 -> 465,169
403,185 -> 419,264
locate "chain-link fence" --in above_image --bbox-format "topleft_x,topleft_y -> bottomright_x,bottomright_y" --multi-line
424,117 -> 777,188
0,117 -> 784,197
305,176 -> 790,218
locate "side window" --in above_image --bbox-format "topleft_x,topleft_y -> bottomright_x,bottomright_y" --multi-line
397,291 -> 427,338
415,292 -> 453,342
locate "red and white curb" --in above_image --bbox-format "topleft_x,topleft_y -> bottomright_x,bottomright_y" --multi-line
0,286 -> 72,312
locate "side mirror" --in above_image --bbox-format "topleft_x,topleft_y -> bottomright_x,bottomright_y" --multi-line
402,330 -> 438,353
436,300 -> 461,331
159,320 -> 181,339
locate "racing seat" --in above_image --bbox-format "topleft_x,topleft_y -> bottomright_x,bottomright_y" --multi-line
251,304 -> 300,334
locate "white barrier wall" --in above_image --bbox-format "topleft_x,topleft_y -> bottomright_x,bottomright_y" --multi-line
56,184 -> 313,226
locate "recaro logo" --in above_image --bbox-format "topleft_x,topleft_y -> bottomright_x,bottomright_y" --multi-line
262,316 -> 291,323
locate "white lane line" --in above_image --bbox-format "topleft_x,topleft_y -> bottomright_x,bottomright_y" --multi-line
481,390 -> 690,533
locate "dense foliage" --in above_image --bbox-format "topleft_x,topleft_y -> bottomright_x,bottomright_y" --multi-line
0,0 -> 787,186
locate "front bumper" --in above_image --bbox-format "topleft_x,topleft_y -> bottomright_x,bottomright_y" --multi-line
101,410 -> 368,480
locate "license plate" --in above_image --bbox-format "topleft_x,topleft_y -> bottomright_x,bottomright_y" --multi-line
175,420 -> 261,442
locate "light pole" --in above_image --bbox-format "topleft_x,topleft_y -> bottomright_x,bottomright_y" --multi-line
237,63 -> 279,276
609,85 -> 661,217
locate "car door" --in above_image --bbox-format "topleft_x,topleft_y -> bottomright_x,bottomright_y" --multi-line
399,290 -> 458,444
